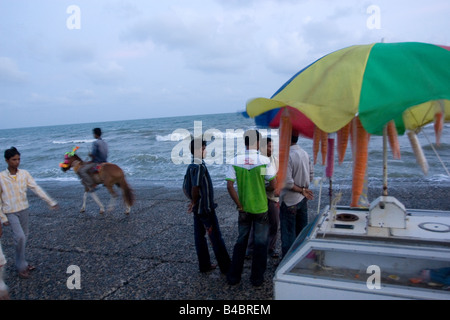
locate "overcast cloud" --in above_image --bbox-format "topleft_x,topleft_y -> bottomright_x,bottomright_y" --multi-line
0,0 -> 449,129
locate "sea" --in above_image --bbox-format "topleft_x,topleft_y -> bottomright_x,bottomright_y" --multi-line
0,112 -> 449,191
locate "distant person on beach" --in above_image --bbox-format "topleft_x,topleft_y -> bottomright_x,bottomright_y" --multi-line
0,222 -> 9,299
78,128 -> 108,192
226,130 -> 276,287
280,134 -> 314,259
0,147 -> 59,279
184,138 -> 231,274
246,137 -> 280,259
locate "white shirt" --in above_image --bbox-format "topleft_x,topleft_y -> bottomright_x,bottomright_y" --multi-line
281,144 -> 314,206
0,169 -> 57,223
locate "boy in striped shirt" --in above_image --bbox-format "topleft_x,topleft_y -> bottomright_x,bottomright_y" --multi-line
0,147 -> 58,279
184,139 -> 230,274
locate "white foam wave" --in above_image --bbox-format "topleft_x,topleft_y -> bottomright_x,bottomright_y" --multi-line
155,129 -> 279,142
52,139 -> 95,145
35,177 -> 79,182
426,174 -> 450,183
156,133 -> 190,142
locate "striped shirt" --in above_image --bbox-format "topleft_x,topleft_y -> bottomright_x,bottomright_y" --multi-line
185,159 -> 215,215
0,169 -> 57,223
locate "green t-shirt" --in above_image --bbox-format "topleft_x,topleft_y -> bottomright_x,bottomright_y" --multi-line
226,150 -> 276,214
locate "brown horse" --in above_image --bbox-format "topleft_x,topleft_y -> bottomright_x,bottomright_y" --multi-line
60,149 -> 134,215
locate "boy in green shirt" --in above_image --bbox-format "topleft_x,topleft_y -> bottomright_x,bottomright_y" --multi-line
226,130 -> 276,287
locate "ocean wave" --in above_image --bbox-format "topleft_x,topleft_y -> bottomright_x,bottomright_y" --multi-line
52,139 -> 95,145
425,174 -> 450,183
155,128 -> 279,142
4,113 -> 448,189
155,133 -> 190,142
130,153 -> 167,164
35,177 -> 79,182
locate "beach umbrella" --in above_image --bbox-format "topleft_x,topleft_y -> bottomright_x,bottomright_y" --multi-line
254,106 -> 316,139
246,42 -> 450,206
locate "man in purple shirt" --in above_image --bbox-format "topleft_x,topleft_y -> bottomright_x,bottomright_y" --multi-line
78,128 -> 108,191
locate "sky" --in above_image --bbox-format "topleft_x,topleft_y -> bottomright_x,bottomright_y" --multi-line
0,0 -> 449,129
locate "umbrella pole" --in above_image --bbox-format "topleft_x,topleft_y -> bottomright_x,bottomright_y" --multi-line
329,178 -> 333,206
326,133 -> 336,206
383,124 -> 388,196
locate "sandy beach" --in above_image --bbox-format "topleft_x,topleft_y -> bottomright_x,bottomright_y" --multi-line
1,179 -> 449,300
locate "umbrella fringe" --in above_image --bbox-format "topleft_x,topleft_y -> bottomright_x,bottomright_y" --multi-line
387,120 -> 401,159
350,117 -> 370,207
313,126 -> 328,165
407,131 -> 429,175
416,128 -> 450,177
275,108 -> 293,195
337,121 -> 351,164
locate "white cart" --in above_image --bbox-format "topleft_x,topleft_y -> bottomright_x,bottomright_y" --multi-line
274,197 -> 450,300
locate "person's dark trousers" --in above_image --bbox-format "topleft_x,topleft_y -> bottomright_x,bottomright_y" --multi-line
227,211 -> 269,286
280,198 -> 308,259
246,199 -> 280,256
193,210 -> 231,274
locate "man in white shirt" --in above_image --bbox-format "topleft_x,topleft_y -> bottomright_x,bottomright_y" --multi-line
280,135 -> 314,259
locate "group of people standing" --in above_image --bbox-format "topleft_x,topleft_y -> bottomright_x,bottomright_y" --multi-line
184,129 -> 314,287
0,126 -> 313,299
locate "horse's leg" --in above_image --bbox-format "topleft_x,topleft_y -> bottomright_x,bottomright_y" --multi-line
105,185 -> 118,212
90,191 -> 105,214
122,181 -> 131,215
99,164 -> 134,215
124,203 -> 131,215
80,192 -> 88,213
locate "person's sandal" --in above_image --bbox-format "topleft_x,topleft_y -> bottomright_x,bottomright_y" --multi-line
0,290 -> 10,300
18,269 -> 30,279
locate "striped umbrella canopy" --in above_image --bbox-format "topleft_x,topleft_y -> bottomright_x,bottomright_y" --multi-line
247,42 -> 450,206
248,42 -> 450,135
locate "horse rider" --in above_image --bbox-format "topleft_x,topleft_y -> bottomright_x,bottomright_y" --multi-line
78,128 -> 108,192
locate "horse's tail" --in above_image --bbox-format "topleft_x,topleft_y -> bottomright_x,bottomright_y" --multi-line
119,175 -> 135,207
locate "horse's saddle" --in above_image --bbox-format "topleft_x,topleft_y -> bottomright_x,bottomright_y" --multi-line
88,163 -> 107,184
89,164 -> 103,175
